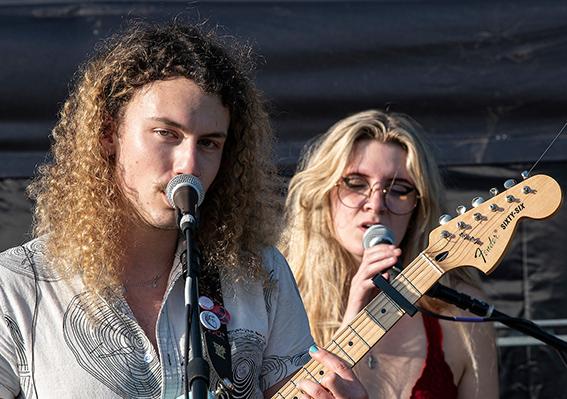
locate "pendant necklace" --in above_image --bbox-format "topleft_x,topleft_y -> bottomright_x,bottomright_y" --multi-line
123,269 -> 167,292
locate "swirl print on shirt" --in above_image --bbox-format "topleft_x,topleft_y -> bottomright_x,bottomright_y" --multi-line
0,240 -> 61,282
63,291 -> 161,399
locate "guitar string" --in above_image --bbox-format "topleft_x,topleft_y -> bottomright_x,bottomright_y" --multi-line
526,121 -> 567,177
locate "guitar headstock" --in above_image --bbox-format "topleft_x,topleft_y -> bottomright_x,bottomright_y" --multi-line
426,174 -> 562,275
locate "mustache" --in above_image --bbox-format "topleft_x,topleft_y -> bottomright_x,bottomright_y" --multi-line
155,180 -> 169,193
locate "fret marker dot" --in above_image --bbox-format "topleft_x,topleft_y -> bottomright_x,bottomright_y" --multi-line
319,370 -> 324,375
348,341 -> 353,346
381,308 -> 386,314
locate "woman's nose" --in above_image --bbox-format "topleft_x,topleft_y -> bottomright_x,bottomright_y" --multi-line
364,187 -> 387,212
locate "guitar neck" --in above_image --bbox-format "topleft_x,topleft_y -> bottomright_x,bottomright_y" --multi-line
273,253 -> 443,398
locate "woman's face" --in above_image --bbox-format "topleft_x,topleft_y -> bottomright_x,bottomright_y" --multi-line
331,140 -> 417,262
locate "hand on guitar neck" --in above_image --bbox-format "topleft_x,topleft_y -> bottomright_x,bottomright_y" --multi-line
265,345 -> 368,399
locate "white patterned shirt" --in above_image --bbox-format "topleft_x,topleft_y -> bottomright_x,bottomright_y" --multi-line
0,237 -> 313,398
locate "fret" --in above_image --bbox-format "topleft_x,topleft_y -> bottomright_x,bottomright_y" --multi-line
329,339 -> 356,366
364,306 -> 387,330
366,297 -> 405,330
301,365 -> 318,382
343,312 -> 386,357
347,324 -> 371,348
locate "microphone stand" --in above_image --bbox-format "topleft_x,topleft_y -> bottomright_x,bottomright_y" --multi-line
427,283 -> 567,353
180,211 -> 209,399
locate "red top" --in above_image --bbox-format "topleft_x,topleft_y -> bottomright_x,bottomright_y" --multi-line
410,315 -> 459,399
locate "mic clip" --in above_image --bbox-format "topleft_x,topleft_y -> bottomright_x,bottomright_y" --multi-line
177,209 -> 199,233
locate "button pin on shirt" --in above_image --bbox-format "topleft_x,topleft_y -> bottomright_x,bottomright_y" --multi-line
198,295 -> 214,310
200,310 -> 221,330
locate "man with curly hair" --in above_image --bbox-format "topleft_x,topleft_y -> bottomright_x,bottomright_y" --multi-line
0,21 -> 367,399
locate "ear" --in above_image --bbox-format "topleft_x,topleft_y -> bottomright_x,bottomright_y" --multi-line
100,130 -> 117,158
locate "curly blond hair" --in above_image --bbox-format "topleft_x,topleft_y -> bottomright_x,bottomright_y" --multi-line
28,21 -> 279,294
280,109 -> 477,344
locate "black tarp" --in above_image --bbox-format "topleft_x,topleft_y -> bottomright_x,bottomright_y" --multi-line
1,2 -> 567,398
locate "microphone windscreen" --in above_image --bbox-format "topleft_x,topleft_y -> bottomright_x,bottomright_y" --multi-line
165,174 -> 205,209
362,224 -> 395,249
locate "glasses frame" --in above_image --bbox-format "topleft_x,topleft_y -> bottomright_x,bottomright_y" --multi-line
335,176 -> 420,215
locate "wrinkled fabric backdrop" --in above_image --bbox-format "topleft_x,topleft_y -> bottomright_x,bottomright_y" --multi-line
1,2 -> 566,398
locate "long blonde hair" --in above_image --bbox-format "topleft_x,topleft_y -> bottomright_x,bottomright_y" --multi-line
281,109 -> 470,344
28,21 -> 279,294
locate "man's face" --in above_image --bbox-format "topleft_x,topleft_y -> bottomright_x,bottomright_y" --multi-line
109,77 -> 230,230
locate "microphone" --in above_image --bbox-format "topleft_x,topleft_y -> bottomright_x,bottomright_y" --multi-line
166,174 -> 205,231
363,224 -> 395,248
426,283 -> 494,317
362,224 -> 402,278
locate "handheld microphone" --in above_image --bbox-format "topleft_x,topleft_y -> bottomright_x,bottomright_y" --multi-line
362,224 -> 395,248
165,174 -> 205,231
362,224 -> 402,278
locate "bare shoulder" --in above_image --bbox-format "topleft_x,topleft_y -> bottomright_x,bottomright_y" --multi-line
440,282 -> 500,398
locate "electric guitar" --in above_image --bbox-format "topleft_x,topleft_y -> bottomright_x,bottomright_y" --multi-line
273,174 -> 563,398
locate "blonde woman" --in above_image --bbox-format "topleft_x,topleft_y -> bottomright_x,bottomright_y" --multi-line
281,110 -> 499,398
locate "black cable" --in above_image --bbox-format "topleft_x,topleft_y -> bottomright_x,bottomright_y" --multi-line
25,246 -> 40,399
422,283 -> 567,369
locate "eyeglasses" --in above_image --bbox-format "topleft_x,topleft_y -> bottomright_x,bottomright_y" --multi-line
336,175 -> 419,215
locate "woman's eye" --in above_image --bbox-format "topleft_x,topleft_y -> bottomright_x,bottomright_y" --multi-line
390,185 -> 413,195
345,178 -> 368,190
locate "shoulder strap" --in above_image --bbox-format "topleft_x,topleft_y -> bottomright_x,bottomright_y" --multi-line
197,256 -> 235,397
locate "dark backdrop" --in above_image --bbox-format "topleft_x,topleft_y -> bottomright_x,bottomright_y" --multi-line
1,2 -> 566,398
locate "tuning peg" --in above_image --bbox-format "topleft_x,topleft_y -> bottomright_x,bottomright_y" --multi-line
504,179 -> 517,189
471,196 -> 484,207
489,188 -> 499,197
521,170 -> 529,180
456,205 -> 466,215
439,214 -> 452,225
522,185 -> 533,194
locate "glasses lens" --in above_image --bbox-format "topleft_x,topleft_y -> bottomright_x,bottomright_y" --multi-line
337,176 -> 419,213
337,176 -> 369,208
384,183 -> 418,215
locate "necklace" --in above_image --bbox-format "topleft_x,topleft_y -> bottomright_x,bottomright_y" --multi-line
123,269 -> 167,292
367,353 -> 377,369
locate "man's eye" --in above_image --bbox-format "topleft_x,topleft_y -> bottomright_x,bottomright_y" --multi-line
155,129 -> 175,138
199,139 -> 220,149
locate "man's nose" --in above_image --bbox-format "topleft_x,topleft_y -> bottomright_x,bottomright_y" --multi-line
173,143 -> 201,177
